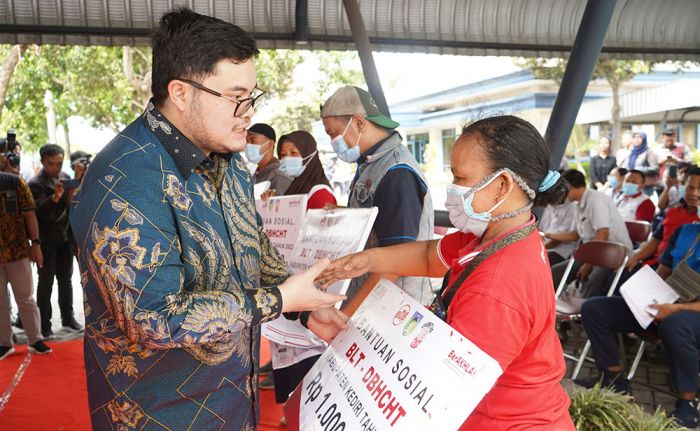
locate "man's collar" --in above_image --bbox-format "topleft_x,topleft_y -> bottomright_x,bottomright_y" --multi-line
358,131 -> 402,164
142,99 -> 210,179
579,188 -> 590,207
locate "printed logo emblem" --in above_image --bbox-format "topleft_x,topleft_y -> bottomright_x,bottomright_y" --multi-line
410,321 -> 435,349
402,311 -> 424,336
393,304 -> 411,326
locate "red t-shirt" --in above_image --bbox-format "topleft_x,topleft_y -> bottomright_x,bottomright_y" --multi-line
648,202 -> 700,265
635,197 -> 656,222
438,218 -> 574,430
306,184 -> 337,210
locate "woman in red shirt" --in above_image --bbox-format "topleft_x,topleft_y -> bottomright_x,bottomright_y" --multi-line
268,130 -> 337,209
319,115 -> 574,430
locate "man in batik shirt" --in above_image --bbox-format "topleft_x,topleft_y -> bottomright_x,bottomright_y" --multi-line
69,8 -> 346,431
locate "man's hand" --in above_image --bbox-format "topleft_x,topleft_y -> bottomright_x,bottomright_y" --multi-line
279,259 -> 346,313
307,307 -> 349,343
323,202 -> 342,211
627,253 -> 642,271
576,263 -> 593,281
30,244 -> 43,269
316,251 -> 372,288
52,181 -> 64,203
649,303 -> 679,321
665,176 -> 679,189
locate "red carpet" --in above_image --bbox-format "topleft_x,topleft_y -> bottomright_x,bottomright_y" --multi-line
0,338 -> 287,430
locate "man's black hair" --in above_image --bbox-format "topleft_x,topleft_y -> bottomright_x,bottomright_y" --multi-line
39,144 -> 65,160
627,169 -> 646,182
151,7 -> 259,106
562,169 -> 587,189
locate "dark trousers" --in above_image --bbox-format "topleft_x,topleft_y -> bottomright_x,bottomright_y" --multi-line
37,241 -> 74,330
581,296 -> 700,393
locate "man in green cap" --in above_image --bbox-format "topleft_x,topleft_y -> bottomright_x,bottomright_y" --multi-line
320,86 -> 434,310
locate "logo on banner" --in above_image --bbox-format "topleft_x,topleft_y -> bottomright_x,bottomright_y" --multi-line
393,304 -> 411,326
410,321 -> 435,349
402,311 -> 424,336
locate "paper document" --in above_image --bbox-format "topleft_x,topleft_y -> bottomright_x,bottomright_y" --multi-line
620,265 -> 679,329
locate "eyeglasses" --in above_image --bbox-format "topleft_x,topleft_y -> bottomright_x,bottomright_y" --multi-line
177,78 -> 266,117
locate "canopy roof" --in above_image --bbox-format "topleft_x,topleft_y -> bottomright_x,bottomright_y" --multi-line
1,0 -> 698,60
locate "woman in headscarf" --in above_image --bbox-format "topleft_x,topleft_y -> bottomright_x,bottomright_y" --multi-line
265,131 -> 337,421
263,131 -> 337,209
620,131 -> 659,194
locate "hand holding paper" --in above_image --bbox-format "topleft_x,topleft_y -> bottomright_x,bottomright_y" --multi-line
648,303 -> 680,321
306,307 -> 349,343
280,259 -> 347,312
316,250 -> 372,288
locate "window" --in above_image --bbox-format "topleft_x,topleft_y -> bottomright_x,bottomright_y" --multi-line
406,133 -> 429,164
441,128 -> 456,170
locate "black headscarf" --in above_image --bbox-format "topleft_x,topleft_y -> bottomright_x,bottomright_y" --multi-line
276,131 -> 331,195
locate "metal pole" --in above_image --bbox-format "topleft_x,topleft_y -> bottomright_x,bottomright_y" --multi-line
545,0 -> 618,170
342,0 -> 390,117
294,0 -> 309,43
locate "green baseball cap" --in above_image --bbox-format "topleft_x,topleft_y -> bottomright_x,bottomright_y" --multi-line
320,86 -> 399,129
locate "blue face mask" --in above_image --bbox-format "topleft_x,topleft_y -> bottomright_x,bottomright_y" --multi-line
679,185 -> 686,199
245,144 -> 264,164
279,151 -> 317,178
331,119 -> 362,163
622,183 -> 640,196
444,171 -> 511,237
608,177 -> 619,188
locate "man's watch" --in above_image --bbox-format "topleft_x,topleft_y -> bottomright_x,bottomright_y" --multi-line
30,239 -> 41,246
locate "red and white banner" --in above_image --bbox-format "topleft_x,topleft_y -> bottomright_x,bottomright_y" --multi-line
284,279 -> 502,431
256,194 -> 308,262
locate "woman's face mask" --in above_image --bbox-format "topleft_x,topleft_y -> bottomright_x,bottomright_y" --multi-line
279,151 -> 317,178
444,170 -> 512,237
330,119 -> 361,163
608,176 -> 619,189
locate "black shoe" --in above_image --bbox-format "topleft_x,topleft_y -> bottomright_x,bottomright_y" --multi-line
29,340 -> 52,355
260,361 -> 273,376
0,345 -> 15,360
41,328 -> 55,339
574,370 -> 629,394
671,398 -> 700,429
62,318 -> 84,332
259,373 -> 275,390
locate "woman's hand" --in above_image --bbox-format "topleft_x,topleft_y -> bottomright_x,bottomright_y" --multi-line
316,251 -> 373,288
307,307 -> 349,343
261,188 -> 276,201
279,259 -> 346,312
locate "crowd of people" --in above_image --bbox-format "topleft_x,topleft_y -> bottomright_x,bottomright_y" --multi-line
0,137 -> 92,361
0,7 -> 698,431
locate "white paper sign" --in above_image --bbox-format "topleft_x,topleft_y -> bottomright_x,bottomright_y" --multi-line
289,207 -> 378,297
285,279 -> 503,431
256,194 -> 308,262
262,207 -> 379,363
620,265 -> 680,328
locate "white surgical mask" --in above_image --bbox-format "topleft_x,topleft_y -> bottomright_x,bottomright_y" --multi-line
331,119 -> 361,163
445,172 -> 511,237
245,144 -> 264,164
278,151 -> 317,178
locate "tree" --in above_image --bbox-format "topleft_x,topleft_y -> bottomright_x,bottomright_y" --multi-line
0,46 -> 304,151
517,58 -> 651,152
269,51 -> 364,134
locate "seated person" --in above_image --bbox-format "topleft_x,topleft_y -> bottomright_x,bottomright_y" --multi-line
626,167 -> 700,274
575,222 -> 700,429
546,169 -> 632,297
658,162 -> 694,212
616,169 -> 656,222
605,167 -> 627,204
539,199 -> 578,266
245,123 -> 292,195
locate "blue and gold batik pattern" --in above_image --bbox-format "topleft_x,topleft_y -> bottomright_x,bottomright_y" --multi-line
69,100 -> 289,430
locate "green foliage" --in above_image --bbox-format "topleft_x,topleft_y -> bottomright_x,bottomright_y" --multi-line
254,50 -> 304,100
269,51 -> 364,134
516,58 -> 651,86
569,384 -> 683,431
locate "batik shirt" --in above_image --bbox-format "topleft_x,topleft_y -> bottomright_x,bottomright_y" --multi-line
69,100 -> 289,431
